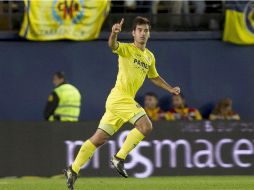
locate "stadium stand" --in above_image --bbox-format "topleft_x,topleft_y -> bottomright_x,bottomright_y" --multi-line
0,0 -> 225,32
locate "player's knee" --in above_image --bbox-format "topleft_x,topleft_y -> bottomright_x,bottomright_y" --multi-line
136,120 -> 153,136
90,136 -> 107,147
145,120 -> 153,134
89,131 -> 110,147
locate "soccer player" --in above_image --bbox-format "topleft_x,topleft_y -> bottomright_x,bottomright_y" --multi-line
64,16 -> 180,190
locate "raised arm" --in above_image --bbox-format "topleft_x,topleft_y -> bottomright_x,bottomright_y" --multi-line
108,18 -> 124,50
150,76 -> 181,95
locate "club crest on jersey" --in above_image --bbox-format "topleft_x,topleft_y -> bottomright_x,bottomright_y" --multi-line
133,58 -> 148,69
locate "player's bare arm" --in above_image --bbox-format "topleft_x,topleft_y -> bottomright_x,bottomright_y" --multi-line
150,76 -> 180,95
108,18 -> 124,50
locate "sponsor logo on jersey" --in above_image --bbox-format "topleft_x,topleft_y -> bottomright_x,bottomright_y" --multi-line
133,58 -> 148,69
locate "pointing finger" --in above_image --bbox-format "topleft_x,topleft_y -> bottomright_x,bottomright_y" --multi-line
119,18 -> 124,26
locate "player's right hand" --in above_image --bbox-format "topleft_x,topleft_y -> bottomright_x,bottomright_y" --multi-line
112,18 -> 124,34
169,87 -> 181,95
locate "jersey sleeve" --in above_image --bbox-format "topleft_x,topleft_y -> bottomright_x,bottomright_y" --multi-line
147,55 -> 159,78
112,42 -> 129,57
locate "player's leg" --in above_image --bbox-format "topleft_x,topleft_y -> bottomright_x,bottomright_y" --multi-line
64,109 -> 123,189
111,114 -> 152,178
64,129 -> 110,190
70,108 -> 119,176
71,129 -> 110,174
115,114 -> 152,159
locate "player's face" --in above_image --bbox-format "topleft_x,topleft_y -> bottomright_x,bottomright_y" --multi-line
144,95 -> 158,109
172,95 -> 185,109
132,24 -> 150,45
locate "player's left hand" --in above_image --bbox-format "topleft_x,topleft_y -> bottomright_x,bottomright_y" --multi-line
169,87 -> 181,95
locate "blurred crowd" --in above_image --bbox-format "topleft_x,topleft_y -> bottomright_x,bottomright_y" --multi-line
0,0 -> 224,31
143,92 -> 240,121
0,1 -> 22,30
111,1 -> 223,30
111,1 -> 223,14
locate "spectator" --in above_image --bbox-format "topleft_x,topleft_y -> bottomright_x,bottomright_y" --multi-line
205,1 -> 223,30
190,1 -> 206,28
167,0 -> 190,29
0,1 -> 21,30
144,92 -> 164,121
44,72 -> 81,122
165,94 -> 202,121
136,1 -> 152,13
111,1 -> 125,13
209,98 -> 240,120
123,0 -> 152,13
0,2 -> 9,30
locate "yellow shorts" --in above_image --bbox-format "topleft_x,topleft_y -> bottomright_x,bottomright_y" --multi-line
98,95 -> 146,136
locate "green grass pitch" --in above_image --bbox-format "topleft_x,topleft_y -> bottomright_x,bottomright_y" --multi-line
0,176 -> 253,190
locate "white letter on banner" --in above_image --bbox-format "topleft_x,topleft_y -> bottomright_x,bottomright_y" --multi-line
193,139 -> 215,168
153,139 -> 193,168
215,139 -> 233,168
65,140 -> 83,167
233,139 -> 254,168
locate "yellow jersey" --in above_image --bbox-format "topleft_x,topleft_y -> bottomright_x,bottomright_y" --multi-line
109,42 -> 159,99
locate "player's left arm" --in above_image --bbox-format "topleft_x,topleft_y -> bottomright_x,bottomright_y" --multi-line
150,76 -> 180,95
147,55 -> 180,95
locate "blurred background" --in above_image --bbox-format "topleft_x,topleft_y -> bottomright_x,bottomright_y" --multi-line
0,0 -> 253,121
0,0 -> 254,179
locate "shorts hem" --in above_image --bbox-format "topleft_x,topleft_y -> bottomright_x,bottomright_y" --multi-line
129,111 -> 146,125
98,124 -> 115,136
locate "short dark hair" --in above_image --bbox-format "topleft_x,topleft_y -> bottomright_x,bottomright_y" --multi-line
145,92 -> 158,100
54,71 -> 65,80
132,16 -> 151,31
